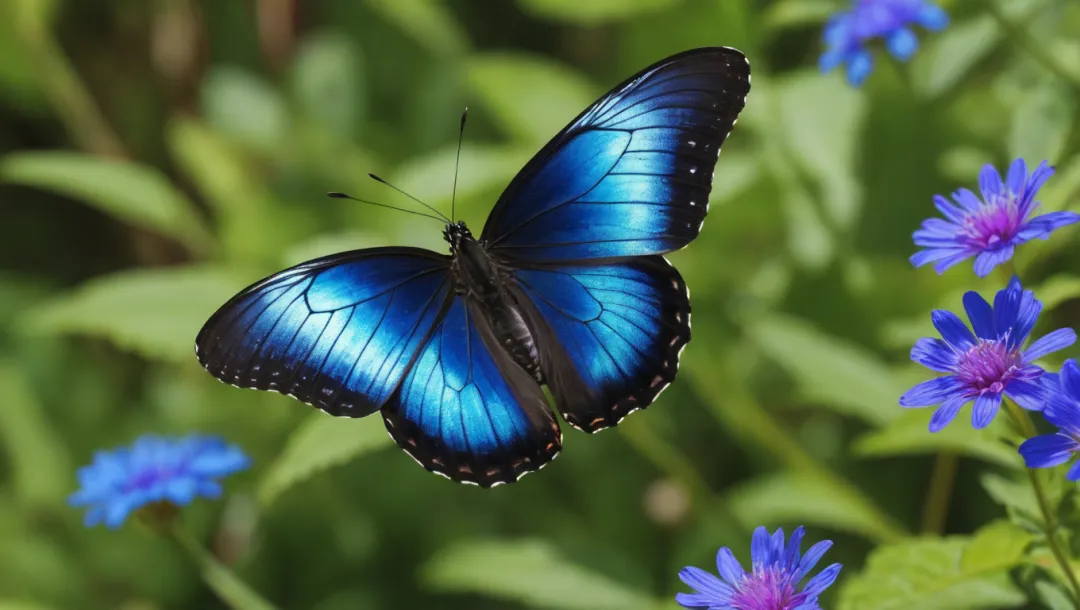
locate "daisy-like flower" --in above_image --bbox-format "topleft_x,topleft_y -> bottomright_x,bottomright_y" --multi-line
911,159 -> 1079,277
1020,359 -> 1080,480
69,434 -> 250,529
676,526 -> 841,610
819,0 -> 948,86
900,276 -> 1076,431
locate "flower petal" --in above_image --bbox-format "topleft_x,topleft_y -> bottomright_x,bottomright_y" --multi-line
1005,378 -> 1046,411
993,276 -> 1023,336
979,163 -> 1004,200
911,337 -> 957,372
1005,158 -> 1027,196
917,4 -> 949,30
802,562 -> 843,596
715,547 -> 744,584
900,376 -> 964,407
929,395 -> 967,432
911,248 -> 967,268
934,195 -> 966,223
962,292 -> 996,340
1067,460 -> 1080,482
931,310 -> 975,349
1019,161 -> 1055,211
933,249 -> 976,273
846,49 -> 873,86
973,245 -> 1014,277
886,28 -> 919,61
971,392 -> 1002,429
784,526 -> 805,570
1012,289 -> 1041,346
1019,433 -> 1079,469
750,526 -> 771,567
1059,359 -> 1080,404
678,566 -> 732,601
793,540 -> 833,582
952,188 -> 983,212
1024,328 -> 1077,363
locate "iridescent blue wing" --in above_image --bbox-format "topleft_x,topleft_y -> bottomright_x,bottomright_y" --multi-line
196,248 -> 452,417
382,297 -> 562,487
506,256 -> 690,432
480,47 -> 750,261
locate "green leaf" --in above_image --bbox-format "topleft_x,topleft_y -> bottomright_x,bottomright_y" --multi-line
853,409 -> 1020,469
421,539 -> 656,610
1033,275 -> 1080,310
281,231 -> 381,267
22,266 -> 248,364
727,472 -> 906,542
838,524 -> 1029,610
761,0 -> 834,30
364,0 -> 469,56
292,32 -> 363,137
201,66 -> 289,152
709,152 -> 761,206
980,472 -> 1039,518
0,363 -> 71,508
0,602 -> 58,610
517,0 -> 678,24
390,144 -> 532,209
171,529 -> 278,610
781,186 -> 833,271
1035,580 -> 1076,610
911,16 -> 1002,98
0,151 -> 211,252
258,413 -> 393,506
1009,81 -> 1076,163
777,72 -> 866,230
745,314 -> 905,426
467,53 -> 596,145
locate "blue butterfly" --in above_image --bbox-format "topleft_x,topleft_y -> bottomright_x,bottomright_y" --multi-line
196,47 -> 751,487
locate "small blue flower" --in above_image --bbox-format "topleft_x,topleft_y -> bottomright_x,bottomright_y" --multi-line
900,277 -> 1076,431
819,0 -> 948,86
676,526 -> 841,610
911,159 -> 1079,277
69,434 -> 250,529
1020,359 -> 1080,480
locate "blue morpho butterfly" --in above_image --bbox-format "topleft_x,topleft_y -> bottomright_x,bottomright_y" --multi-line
196,47 -> 751,487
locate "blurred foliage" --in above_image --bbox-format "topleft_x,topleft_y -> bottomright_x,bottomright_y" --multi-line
1,0 -> 1080,608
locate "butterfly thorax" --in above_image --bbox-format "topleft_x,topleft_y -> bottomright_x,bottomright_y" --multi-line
447,222 -> 544,382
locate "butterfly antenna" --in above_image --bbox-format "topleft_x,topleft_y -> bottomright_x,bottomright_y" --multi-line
366,174 -> 451,223
326,192 -> 445,223
451,107 -> 467,222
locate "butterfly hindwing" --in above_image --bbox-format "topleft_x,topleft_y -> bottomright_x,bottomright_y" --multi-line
196,248 -> 452,417
507,256 -> 690,432
481,47 -> 750,261
382,297 -> 562,487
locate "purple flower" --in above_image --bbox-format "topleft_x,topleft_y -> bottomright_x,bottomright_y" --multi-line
69,434 -> 250,529
1020,359 -> 1080,480
900,277 -> 1076,431
819,0 -> 948,86
676,526 -> 841,610
911,159 -> 1079,277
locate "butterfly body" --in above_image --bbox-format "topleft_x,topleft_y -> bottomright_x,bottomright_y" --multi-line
196,47 -> 751,486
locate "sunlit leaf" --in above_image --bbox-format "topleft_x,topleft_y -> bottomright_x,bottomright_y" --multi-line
518,0 -> 679,24
258,413 -> 393,506
727,472 -> 904,542
782,186 -> 833,271
0,363 -> 70,508
467,53 -> 596,145
709,152 -> 761,206
292,32 -> 364,138
1035,581 -> 1075,610
911,17 -> 1001,98
1009,82 -> 1076,164
837,523 -> 1029,610
365,0 -> 469,56
761,0 -> 834,30
201,66 -> 289,152
281,231 -> 381,267
746,314 -> 904,426
0,152 -> 211,252
22,266 -> 248,364
1034,275 -> 1080,310
422,539 -> 656,610
853,409 -> 1019,469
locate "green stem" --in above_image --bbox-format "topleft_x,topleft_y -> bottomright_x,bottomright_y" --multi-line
169,526 -> 279,610
986,0 -> 1080,96
1003,399 -> 1080,602
920,452 -> 958,535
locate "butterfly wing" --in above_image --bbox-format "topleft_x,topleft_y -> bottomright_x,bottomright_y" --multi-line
505,256 -> 690,432
196,247 -> 452,417
382,296 -> 562,487
480,47 -> 750,261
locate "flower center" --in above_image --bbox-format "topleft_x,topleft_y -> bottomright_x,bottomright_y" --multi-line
961,193 -> 1025,249
955,339 -> 1022,393
124,465 -> 181,492
729,567 -> 808,610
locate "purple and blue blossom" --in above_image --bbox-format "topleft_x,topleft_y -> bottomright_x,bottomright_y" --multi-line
676,525 -> 841,610
900,276 -> 1076,431
911,159 -> 1078,277
819,0 -> 948,86
69,434 -> 250,529
1020,359 -> 1080,480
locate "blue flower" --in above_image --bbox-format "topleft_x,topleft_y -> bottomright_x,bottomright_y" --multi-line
819,0 -> 948,86
676,526 -> 841,610
69,434 -> 250,529
911,159 -> 1079,277
1020,359 -> 1080,480
900,277 -> 1076,431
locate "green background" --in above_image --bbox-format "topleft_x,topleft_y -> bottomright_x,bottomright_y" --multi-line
1,0 -> 1079,608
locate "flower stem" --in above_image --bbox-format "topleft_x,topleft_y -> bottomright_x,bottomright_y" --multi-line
1003,399 -> 1080,601
986,0 -> 1080,96
169,526 -> 279,610
920,451 -> 958,535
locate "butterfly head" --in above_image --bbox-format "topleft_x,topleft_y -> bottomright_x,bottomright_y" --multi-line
443,220 -> 473,251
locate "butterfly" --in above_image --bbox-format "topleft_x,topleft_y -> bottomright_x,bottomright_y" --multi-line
196,47 -> 751,487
